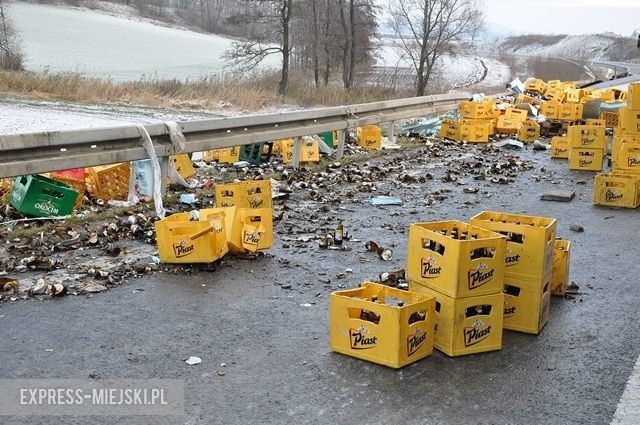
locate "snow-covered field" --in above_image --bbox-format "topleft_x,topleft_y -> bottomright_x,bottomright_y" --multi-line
7,2 -> 278,81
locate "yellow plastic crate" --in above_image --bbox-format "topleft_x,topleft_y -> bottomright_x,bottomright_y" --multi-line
546,80 -> 562,90
202,150 -> 219,162
170,154 -> 195,180
551,239 -> 571,296
496,116 -> 520,134
503,276 -> 551,335
550,136 -> 570,159
356,125 -> 382,149
562,81 -> 577,90
406,221 -> 506,299
460,123 -> 490,143
329,282 -> 436,368
515,94 -> 535,104
593,172 -> 640,208
48,174 -> 85,208
215,180 -> 272,209
628,82 -> 640,110
281,138 -> 320,163
569,148 -> 604,171
612,140 -> 640,172
221,146 -> 241,164
517,120 -> 540,143
155,209 -> 228,264
220,206 -> 274,253
0,178 -> 12,208
600,111 -> 620,128
462,118 -> 496,136
524,78 -> 546,94
565,89 -> 583,103
559,103 -> 583,121
620,107 -> 640,135
567,125 -> 607,150
470,211 -> 557,281
585,119 -> 606,127
409,283 -> 503,357
439,118 -> 461,141
503,108 -> 528,123
540,102 -> 560,119
87,163 -> 130,201
544,87 -> 566,103
612,135 -> 640,171
459,99 -> 496,119
271,139 -> 290,155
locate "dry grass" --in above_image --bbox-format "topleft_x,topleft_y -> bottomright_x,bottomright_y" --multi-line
0,69 -> 413,112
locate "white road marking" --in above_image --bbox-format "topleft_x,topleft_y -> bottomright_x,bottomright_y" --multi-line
611,354 -> 640,424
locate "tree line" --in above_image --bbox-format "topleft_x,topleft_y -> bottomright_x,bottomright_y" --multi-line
1,0 -> 483,97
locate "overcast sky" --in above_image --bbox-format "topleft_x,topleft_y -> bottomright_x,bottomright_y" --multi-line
484,0 -> 640,36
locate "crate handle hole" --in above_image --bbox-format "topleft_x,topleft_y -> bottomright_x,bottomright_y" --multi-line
465,304 -> 492,317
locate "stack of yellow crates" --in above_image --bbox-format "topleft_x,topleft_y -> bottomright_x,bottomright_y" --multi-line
567,124 -> 607,171
406,220 -> 506,356
470,212 -> 556,335
594,82 -> 640,208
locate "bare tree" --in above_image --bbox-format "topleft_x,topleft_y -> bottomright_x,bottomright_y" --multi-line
223,0 -> 293,95
0,0 -> 23,70
388,0 -> 482,96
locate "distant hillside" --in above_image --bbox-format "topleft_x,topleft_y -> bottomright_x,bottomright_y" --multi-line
487,33 -> 640,62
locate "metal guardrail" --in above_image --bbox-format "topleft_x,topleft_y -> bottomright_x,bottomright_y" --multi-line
0,93 -> 469,181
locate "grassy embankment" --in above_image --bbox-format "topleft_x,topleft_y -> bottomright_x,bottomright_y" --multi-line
0,70 -> 414,111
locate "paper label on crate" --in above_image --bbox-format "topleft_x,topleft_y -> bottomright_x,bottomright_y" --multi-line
173,239 -> 195,258
463,320 -> 492,347
420,256 -> 442,279
467,263 -> 495,290
349,326 -> 377,350
406,328 -> 427,357
605,189 -> 624,202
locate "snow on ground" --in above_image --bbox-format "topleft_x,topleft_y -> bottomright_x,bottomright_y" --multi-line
376,41 -> 500,89
7,2 -> 278,81
0,99 -> 220,135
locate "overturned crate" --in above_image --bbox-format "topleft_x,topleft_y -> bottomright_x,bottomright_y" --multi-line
155,209 -> 228,263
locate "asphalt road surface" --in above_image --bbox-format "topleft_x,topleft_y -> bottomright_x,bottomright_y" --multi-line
1,142 -> 639,425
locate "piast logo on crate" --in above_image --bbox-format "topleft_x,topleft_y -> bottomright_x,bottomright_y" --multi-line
173,239 -> 195,258
406,328 -> 427,357
463,320 -> 492,347
420,256 -> 442,279
629,156 -> 640,167
243,230 -> 262,245
503,304 -> 516,318
349,326 -> 377,350
605,189 -> 624,202
467,263 -> 495,290
505,248 -> 520,266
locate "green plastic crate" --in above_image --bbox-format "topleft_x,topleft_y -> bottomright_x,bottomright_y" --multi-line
240,142 -> 272,165
318,131 -> 335,149
9,174 -> 78,217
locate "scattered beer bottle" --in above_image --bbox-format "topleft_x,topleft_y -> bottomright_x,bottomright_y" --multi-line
334,221 -> 344,246
408,310 -> 426,324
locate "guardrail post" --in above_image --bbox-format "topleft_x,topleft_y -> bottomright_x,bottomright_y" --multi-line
292,136 -> 302,169
159,155 -> 169,196
336,130 -> 346,160
388,121 -> 396,145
